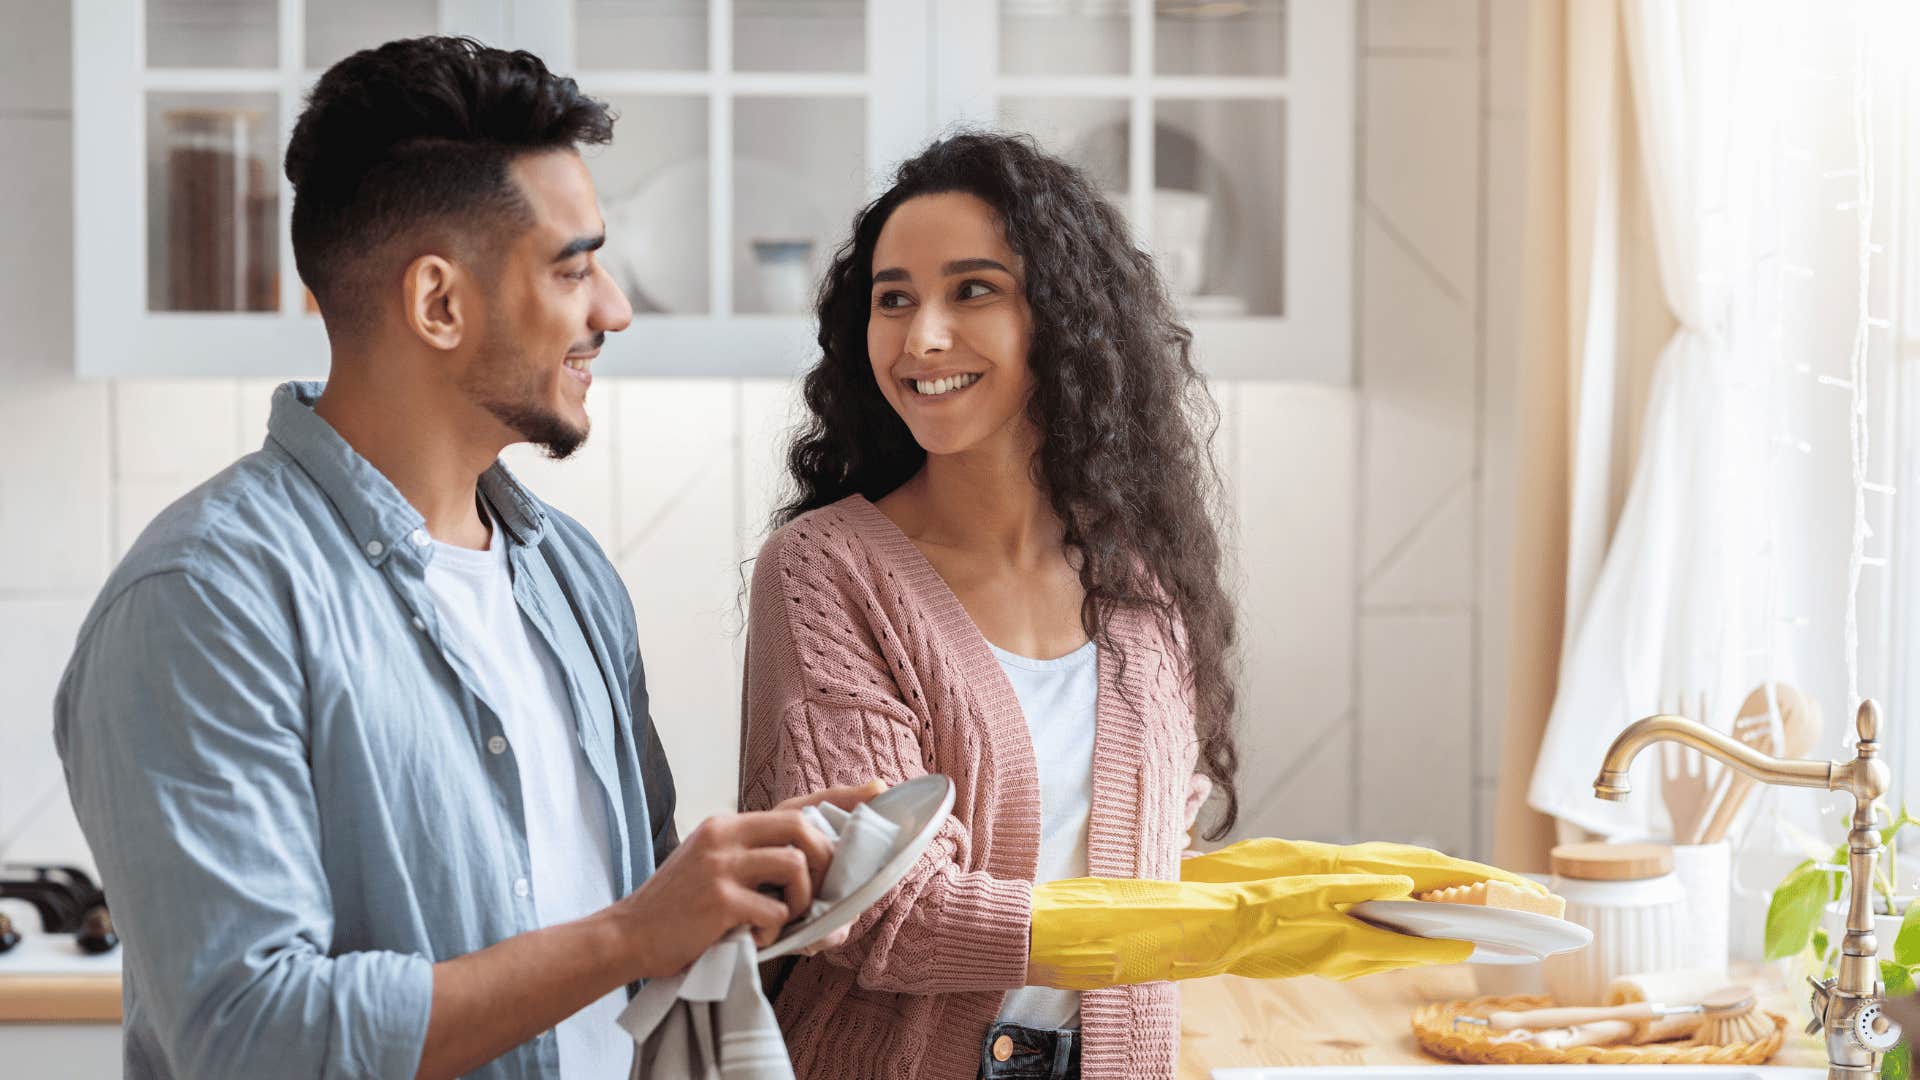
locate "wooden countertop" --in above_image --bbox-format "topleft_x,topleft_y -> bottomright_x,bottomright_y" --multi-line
1177,962 -> 1829,1075
0,955 -> 1836,1075
0,934 -> 122,1023
0,974 -> 121,1023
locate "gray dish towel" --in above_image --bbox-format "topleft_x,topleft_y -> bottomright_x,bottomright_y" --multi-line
619,802 -> 902,1079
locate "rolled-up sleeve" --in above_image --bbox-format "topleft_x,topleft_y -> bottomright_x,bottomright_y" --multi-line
54,570 -> 433,1080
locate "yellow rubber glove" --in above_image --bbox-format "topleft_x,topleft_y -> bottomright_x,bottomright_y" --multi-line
1180,837 -> 1549,898
1028,872 -> 1472,990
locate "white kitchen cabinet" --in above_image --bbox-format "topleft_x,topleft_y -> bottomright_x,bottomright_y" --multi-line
0,1024 -> 122,1078
74,0 -> 1351,379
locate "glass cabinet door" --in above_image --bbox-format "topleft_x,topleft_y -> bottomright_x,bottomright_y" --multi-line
80,0 -> 510,374
957,0 -> 1352,380
569,1 -> 923,374
80,0 -> 1340,378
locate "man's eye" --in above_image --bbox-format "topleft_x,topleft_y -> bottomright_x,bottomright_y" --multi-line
566,264 -> 594,281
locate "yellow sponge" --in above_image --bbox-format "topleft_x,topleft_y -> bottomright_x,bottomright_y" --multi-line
1415,879 -> 1566,919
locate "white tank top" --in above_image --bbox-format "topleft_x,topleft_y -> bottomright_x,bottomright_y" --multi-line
990,639 -> 1098,1031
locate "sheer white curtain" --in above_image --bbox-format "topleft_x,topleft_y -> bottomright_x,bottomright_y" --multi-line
1527,0 -> 1890,840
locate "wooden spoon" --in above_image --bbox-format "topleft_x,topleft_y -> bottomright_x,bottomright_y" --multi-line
1696,683 -> 1821,844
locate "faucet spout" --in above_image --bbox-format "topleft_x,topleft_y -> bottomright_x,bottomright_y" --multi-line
1588,701 -> 1893,1079
1591,713 -> 1836,802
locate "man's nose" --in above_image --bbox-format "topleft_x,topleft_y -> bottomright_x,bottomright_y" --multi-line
592,263 -> 634,334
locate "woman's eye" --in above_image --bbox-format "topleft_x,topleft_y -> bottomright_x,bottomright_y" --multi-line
875,291 -> 911,310
958,281 -> 993,300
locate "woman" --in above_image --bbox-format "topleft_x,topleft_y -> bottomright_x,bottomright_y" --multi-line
740,133 -> 1514,1080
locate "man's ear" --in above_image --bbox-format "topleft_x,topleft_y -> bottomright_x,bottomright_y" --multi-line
400,254 -> 467,352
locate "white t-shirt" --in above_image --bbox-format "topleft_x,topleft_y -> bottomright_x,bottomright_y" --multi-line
423,512 -> 631,1080
990,639 -> 1098,1032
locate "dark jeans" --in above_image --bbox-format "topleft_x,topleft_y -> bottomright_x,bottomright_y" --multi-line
978,1021 -> 1082,1080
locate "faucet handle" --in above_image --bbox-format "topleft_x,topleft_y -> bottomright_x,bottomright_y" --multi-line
1807,975 -> 1834,1036
1859,700 -> 1882,744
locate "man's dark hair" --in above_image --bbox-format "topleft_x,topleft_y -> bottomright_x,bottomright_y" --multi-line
284,36 -> 614,330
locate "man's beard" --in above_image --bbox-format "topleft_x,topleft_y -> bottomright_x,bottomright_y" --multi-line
461,325 -> 589,460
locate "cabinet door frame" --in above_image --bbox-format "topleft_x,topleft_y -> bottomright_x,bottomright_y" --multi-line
932,0 -> 1354,383
74,0 -> 1345,380
569,0 -> 932,376
74,0 -> 513,377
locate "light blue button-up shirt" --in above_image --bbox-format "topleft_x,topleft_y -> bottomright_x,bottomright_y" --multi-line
54,381 -> 678,1080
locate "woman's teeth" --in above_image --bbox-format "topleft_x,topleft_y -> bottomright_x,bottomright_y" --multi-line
913,373 -> 982,396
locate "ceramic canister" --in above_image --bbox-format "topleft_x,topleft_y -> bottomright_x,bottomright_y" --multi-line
1543,842 -> 1689,1006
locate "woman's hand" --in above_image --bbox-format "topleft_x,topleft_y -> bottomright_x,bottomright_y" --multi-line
1179,837 -> 1548,898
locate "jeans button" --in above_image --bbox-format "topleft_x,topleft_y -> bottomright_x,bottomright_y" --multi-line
992,1034 -> 1013,1062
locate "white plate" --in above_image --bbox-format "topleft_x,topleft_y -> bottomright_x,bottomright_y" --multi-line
757,773 -> 956,961
1347,900 -> 1592,965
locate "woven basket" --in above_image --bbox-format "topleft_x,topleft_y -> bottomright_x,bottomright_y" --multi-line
1410,994 -> 1786,1066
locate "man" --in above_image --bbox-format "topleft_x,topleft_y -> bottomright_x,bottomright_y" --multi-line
54,36 -> 863,1080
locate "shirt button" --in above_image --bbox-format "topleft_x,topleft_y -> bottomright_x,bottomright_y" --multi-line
488,735 -> 507,755
364,540 -> 384,558
992,1035 -> 1014,1062
513,878 -> 530,899
410,528 -> 430,547
411,616 -> 426,632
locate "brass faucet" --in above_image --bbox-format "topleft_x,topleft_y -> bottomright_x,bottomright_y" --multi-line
1593,699 -> 1900,1077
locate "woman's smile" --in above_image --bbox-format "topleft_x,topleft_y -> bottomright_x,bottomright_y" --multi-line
905,372 -> 984,398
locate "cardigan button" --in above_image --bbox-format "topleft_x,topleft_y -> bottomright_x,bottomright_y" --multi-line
992,1035 -> 1014,1062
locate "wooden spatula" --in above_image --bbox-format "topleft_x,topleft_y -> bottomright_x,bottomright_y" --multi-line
1696,683 -> 1820,844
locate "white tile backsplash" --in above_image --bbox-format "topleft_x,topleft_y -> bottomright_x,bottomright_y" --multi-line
1358,613 -> 1476,854
0,598 -> 88,865
1361,478 -> 1476,609
1232,712 -> 1358,846
1236,383 -> 1358,749
1359,211 -> 1477,575
1363,54 -> 1482,304
112,381 -> 245,483
0,381 -> 112,591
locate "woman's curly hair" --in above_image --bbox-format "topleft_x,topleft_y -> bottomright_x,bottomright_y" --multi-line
775,131 -> 1242,838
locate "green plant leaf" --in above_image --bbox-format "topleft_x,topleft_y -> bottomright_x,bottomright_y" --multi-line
1768,861 -> 1837,960
1895,905 -> 1920,967
1812,928 -> 1830,960
1885,1041 -> 1912,1080
1884,961 -> 1916,998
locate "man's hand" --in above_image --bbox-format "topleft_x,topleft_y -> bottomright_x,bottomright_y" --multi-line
614,780 -> 889,974
614,809 -> 833,977
776,780 -> 888,955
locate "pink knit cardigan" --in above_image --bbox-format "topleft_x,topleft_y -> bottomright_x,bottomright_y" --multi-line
740,496 -> 1196,1080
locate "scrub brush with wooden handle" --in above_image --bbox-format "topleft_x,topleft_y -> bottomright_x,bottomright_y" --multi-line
1460,987 -> 1767,1045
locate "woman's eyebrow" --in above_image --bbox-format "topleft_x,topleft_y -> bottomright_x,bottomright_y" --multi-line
943,258 -> 1011,276
872,267 -> 910,284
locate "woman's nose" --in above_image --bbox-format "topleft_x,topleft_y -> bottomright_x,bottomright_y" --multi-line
905,303 -> 952,358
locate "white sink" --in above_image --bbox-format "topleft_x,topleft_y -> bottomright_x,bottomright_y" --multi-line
1214,1069 -> 1824,1079
1213,1060 -> 1827,1068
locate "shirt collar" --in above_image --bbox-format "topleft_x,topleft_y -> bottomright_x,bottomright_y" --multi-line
266,380 -> 549,563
